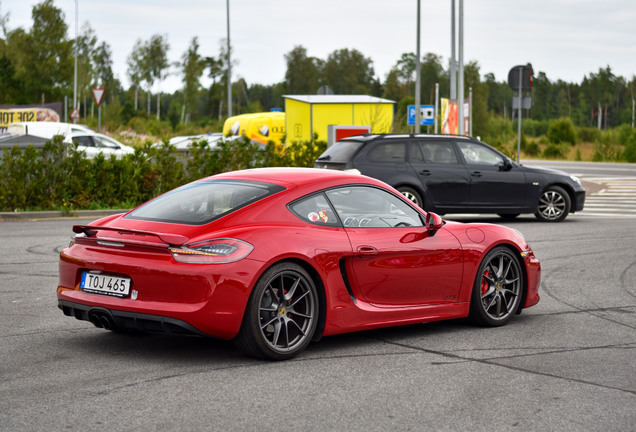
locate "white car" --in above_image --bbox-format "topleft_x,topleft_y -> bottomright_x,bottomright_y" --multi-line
69,132 -> 135,159
161,133 -> 225,152
7,121 -> 93,139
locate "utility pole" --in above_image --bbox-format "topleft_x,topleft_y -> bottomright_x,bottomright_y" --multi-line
450,0 -> 456,101
458,0 -> 464,135
414,0 -> 421,134
226,0 -> 232,118
73,0 -> 78,124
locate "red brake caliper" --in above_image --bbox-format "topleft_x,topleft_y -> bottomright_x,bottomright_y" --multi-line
481,271 -> 490,295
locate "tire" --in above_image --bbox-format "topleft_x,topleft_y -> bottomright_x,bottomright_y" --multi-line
397,186 -> 423,208
534,185 -> 571,222
234,262 -> 319,360
469,247 -> 523,327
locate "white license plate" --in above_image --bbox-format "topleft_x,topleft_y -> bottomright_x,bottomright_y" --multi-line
80,272 -> 131,297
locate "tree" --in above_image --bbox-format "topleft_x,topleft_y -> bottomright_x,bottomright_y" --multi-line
180,37 -> 206,123
126,39 -> 145,111
144,34 -> 170,120
322,48 -> 375,94
3,0 -> 72,103
93,41 -> 116,101
284,45 -> 323,94
75,22 -> 97,114
463,61 -> 489,137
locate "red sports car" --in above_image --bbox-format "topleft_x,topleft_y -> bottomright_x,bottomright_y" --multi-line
57,168 -> 540,360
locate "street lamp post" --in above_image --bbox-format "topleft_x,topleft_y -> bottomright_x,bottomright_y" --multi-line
73,0 -> 78,123
226,0 -> 232,118
414,0 -> 421,134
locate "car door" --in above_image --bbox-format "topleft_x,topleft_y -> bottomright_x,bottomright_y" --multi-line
71,135 -> 99,158
325,186 -> 463,307
409,140 -> 470,209
456,140 -> 527,208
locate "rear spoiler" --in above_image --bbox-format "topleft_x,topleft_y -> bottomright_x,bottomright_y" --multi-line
73,225 -> 189,247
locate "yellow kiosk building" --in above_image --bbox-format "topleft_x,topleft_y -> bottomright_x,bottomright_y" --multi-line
283,95 -> 394,143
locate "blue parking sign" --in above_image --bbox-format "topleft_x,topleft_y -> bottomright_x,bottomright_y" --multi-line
407,105 -> 435,126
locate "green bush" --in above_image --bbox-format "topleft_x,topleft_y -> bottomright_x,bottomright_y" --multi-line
524,139 -> 541,157
542,143 -> 568,159
0,136 -> 330,212
521,119 -> 549,137
547,117 -> 577,145
577,127 -> 601,143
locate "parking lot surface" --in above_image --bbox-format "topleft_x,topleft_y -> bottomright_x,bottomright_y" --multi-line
1,168 -> 635,430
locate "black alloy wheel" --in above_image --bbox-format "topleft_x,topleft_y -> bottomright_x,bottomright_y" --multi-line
235,262 -> 318,360
535,185 -> 571,222
469,247 -> 523,327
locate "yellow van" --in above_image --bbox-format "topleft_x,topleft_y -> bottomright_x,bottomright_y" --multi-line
223,112 -> 285,145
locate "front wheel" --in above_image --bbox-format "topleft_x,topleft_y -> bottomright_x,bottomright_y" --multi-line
535,185 -> 571,222
469,247 -> 523,327
234,262 -> 319,360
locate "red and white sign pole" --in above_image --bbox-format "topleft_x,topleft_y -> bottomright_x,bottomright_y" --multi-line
92,88 -> 105,133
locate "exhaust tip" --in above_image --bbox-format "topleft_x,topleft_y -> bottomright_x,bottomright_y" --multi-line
88,310 -> 116,330
88,312 -> 103,328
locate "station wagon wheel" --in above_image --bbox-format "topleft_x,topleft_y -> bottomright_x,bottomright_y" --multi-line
535,185 -> 571,222
397,186 -> 423,208
235,262 -> 318,360
469,247 -> 523,327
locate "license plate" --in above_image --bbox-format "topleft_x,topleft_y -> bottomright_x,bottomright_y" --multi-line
80,272 -> 131,298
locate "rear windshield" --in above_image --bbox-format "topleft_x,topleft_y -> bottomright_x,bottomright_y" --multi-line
126,180 -> 285,225
316,140 -> 365,163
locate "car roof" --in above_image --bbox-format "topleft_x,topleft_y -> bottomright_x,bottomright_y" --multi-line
340,133 -> 474,142
209,167 -> 370,188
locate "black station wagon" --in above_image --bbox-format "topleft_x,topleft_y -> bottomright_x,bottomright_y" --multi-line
315,134 -> 585,222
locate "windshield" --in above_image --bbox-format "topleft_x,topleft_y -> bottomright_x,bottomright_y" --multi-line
126,180 -> 285,225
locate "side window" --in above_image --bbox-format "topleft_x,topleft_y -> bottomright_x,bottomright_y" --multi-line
420,142 -> 458,164
72,136 -> 94,147
325,186 -> 423,228
367,142 -> 406,163
457,141 -> 504,166
289,193 -> 340,227
409,141 -> 426,163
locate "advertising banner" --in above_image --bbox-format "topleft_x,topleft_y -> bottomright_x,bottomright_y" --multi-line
440,98 -> 470,136
0,102 -> 63,133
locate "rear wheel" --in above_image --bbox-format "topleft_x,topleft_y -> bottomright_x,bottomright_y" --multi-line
397,186 -> 423,208
535,185 -> 571,222
234,262 -> 318,360
469,247 -> 523,327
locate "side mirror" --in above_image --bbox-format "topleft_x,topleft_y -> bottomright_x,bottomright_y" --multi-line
501,158 -> 513,172
425,212 -> 444,236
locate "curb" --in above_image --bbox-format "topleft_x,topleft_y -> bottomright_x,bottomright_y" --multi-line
0,209 -> 129,221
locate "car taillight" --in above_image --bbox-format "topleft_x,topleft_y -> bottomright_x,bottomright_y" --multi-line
169,238 -> 253,264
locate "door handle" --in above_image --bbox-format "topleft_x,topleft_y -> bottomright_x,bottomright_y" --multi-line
419,170 -> 431,176
471,171 -> 482,177
357,246 -> 378,257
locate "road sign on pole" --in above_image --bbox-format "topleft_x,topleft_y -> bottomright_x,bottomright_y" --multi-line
92,88 -> 105,133
70,108 -> 80,120
408,105 -> 435,126
92,88 -> 105,106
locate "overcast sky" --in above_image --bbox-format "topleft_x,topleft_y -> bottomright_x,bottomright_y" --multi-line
4,0 -> 636,94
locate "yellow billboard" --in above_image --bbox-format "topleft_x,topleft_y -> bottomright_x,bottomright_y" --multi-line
0,109 -> 37,130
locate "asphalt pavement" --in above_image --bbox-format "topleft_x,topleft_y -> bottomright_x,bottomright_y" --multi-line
1,160 -> 635,430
